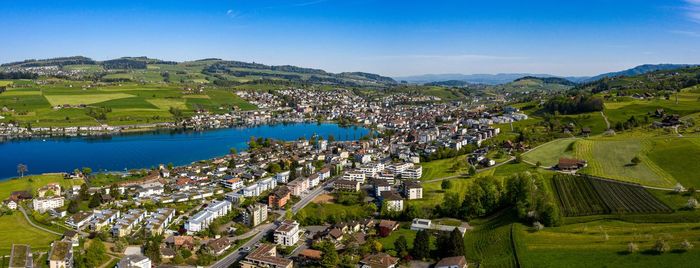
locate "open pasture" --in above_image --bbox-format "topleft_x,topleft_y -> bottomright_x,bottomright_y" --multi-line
516,220 -> 700,268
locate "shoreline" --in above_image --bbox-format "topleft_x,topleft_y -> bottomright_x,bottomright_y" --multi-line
0,117 -> 363,142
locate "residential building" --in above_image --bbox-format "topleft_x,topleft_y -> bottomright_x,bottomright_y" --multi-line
90,209 -> 120,232
206,237 -> 231,256
380,191 -> 404,212
9,244 -> 32,268
117,255 -> 151,268
402,180 -> 423,199
360,253 -> 398,268
32,196 -> 64,213
435,256 -> 468,268
334,179 -> 360,192
240,243 -> 293,268
48,241 -> 73,268
275,171 -> 290,184
145,208 -> 176,236
274,220 -> 301,246
242,203 -> 268,227
221,177 -> 244,190
268,187 -> 291,209
112,209 -> 147,237
185,200 -> 232,233
66,212 -> 94,230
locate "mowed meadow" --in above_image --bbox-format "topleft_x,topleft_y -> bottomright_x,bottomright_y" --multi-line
0,80 -> 256,127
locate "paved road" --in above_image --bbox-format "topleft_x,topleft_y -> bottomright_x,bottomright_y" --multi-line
209,179 -> 334,268
18,206 -> 63,236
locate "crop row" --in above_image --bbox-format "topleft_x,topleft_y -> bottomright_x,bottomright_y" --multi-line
552,174 -> 672,217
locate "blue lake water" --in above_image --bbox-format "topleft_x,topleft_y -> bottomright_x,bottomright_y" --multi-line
0,123 -> 369,180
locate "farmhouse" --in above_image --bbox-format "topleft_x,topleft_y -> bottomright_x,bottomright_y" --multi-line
556,157 -> 588,171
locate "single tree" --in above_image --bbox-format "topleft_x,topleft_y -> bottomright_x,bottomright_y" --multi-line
468,165 -> 477,176
630,156 -> 641,166
653,239 -> 670,254
441,180 -> 453,190
446,228 -> 465,257
412,230 -> 431,260
67,199 -> 79,214
17,163 -> 28,177
394,235 -> 409,258
627,242 -> 639,253
319,240 -> 339,268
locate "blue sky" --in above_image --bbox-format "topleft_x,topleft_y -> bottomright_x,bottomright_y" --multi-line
1,0 -> 699,76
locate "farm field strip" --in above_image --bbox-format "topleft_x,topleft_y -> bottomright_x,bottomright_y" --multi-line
552,175 -> 672,217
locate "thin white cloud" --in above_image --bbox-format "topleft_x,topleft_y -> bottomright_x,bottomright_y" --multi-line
670,30 -> 700,37
293,0 -> 328,7
226,9 -> 241,18
685,0 -> 700,23
365,54 -> 530,61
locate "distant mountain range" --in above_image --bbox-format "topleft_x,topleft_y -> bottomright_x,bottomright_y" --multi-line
395,64 -> 699,85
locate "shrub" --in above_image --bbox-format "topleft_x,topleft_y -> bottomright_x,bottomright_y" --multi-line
653,239 -> 670,254
627,242 -> 639,253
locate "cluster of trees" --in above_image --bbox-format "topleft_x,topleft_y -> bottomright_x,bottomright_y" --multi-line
168,107 -> 184,119
422,144 -> 477,162
409,228 -> 465,260
102,58 -> 148,69
613,115 -> 647,131
73,239 -> 108,268
543,94 -> 604,115
436,173 -> 561,226
294,202 -> 377,226
0,72 -> 38,79
248,136 -> 274,150
86,107 -> 112,121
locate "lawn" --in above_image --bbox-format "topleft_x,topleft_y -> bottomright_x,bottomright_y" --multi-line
521,138 -> 579,167
516,220 -> 700,268
647,138 -> 700,188
420,155 -> 468,181
0,213 -> 59,256
378,227 -> 418,251
0,174 -> 83,199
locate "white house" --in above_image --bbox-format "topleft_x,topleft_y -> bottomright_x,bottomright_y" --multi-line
274,220 -> 301,246
117,255 -> 151,268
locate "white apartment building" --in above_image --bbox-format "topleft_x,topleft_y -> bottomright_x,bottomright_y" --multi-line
33,196 -> 65,212
274,220 -> 301,246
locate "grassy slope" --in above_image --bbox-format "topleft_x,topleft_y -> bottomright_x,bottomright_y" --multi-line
516,220 -> 700,268
0,213 -> 59,256
521,138 -> 578,167
0,174 -> 83,198
647,138 -> 700,188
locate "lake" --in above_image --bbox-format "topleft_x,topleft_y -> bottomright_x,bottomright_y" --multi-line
0,123 -> 369,180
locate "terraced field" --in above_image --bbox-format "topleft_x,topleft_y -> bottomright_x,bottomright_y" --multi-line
552,174 -> 672,217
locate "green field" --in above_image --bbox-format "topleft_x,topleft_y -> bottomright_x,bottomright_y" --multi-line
0,213 -> 59,256
464,211 -> 520,268
420,155 -> 469,181
647,138 -> 700,188
0,81 -> 256,127
522,134 -> 700,188
521,138 -> 578,167
0,174 -> 83,199
516,220 -> 700,268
